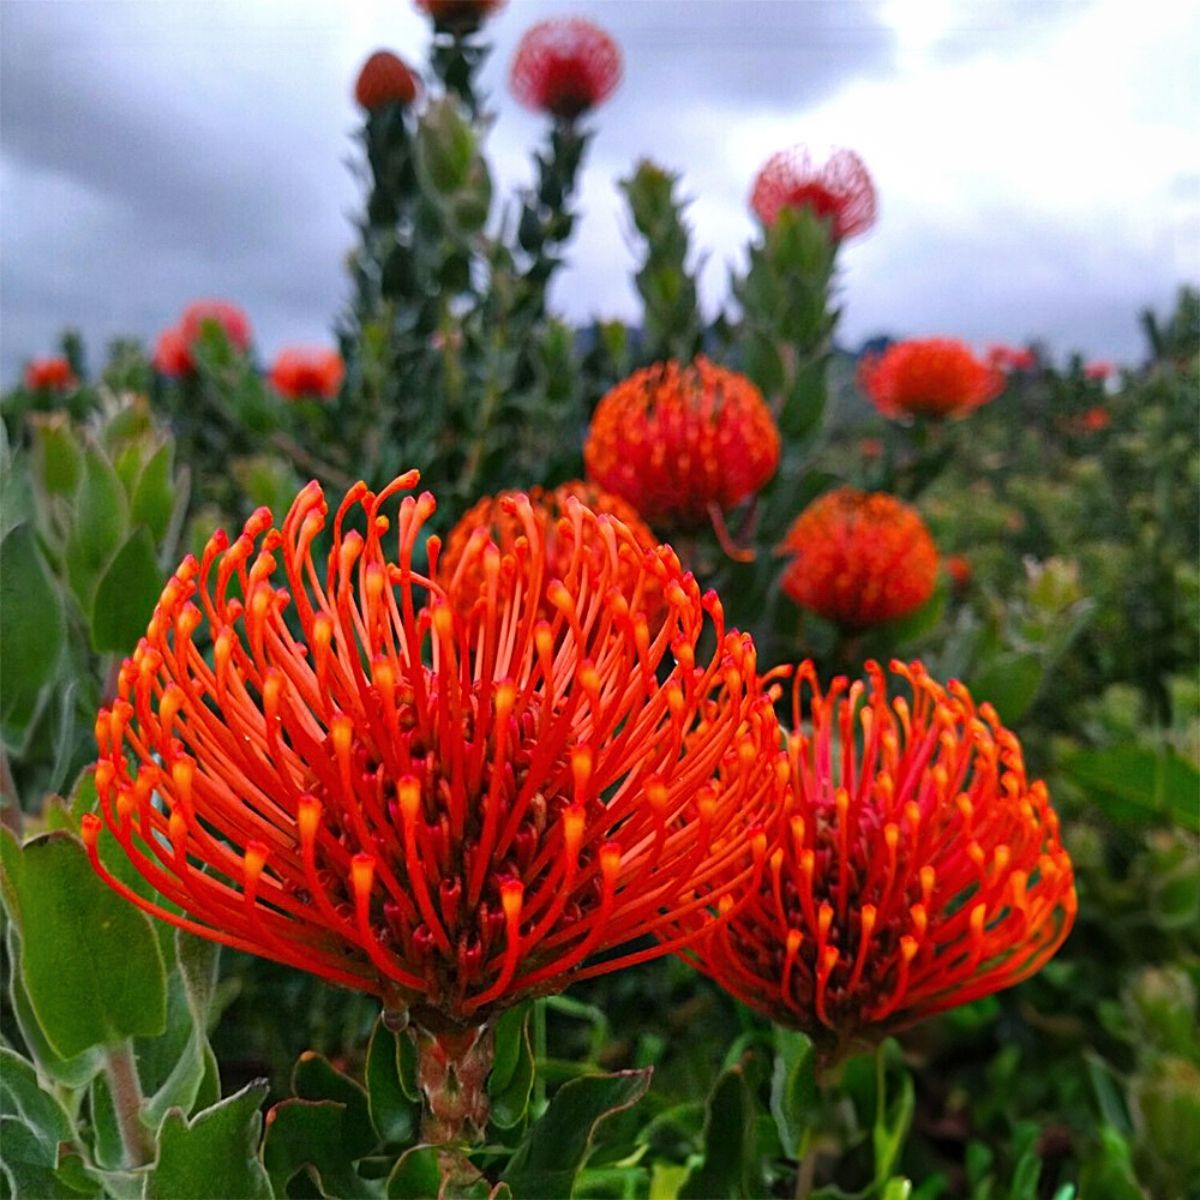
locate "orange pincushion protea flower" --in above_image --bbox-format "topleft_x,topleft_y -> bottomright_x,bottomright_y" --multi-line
690,660 -> 1076,1062
269,347 -> 345,401
355,51 -> 420,111
585,358 -> 780,530
750,146 -> 877,241
83,473 -> 783,1031
509,18 -> 621,121
179,300 -> 252,355
779,488 -> 937,630
153,328 -> 192,378
440,481 -> 659,615
24,357 -> 76,392
859,338 -> 1003,421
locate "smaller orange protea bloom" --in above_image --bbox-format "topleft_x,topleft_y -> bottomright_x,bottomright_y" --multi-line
585,358 -> 780,530
1078,405 -> 1111,432
779,488 -> 937,630
179,300 -> 252,355
945,555 -> 972,594
859,338 -> 1004,421
355,50 -> 420,111
24,357 -> 76,392
414,0 -> 504,34
440,481 -> 659,616
153,328 -> 192,378
509,18 -> 621,121
84,473 -> 783,1036
690,660 -> 1077,1063
269,347 -> 346,402
750,146 -> 877,241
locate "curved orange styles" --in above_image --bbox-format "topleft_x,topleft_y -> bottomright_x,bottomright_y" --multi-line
750,146 -> 877,241
83,474 -> 784,1026
509,17 -> 621,121
355,50 -> 420,111
779,487 -> 938,630
691,660 -> 1076,1062
585,358 -> 780,530
859,338 -> 1004,420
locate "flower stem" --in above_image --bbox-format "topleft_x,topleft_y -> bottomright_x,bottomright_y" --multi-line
104,1041 -> 154,1167
409,1018 -> 494,1145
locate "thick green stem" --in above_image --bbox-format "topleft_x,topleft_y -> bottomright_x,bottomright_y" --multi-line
104,1041 -> 153,1167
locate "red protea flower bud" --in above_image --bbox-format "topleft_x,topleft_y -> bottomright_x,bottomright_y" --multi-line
269,347 -> 345,402
859,338 -> 1004,421
440,481 -> 660,617
355,50 -> 420,111
584,358 -> 780,530
178,300 -> 253,355
24,357 -> 76,392
509,17 -> 621,121
779,488 -> 938,631
83,473 -> 783,1134
750,145 -> 877,241
690,660 -> 1077,1066
414,0 -> 505,35
153,328 -> 192,377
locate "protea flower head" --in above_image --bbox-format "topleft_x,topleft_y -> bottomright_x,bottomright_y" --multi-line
269,347 -> 345,402
355,50 -> 420,111
584,358 -> 780,532
414,0 -> 505,35
509,17 -> 621,121
690,659 -> 1077,1066
24,357 -> 76,392
178,300 -> 252,355
859,338 -> 1004,421
152,328 -> 192,378
83,473 -> 784,1133
779,488 -> 938,631
750,145 -> 877,241
1084,360 -> 1115,382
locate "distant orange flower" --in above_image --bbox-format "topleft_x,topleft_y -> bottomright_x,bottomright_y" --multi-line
84,474 -> 782,1037
509,18 -> 621,121
414,0 -> 504,34
750,146 -> 877,241
1084,360 -> 1114,382
585,358 -> 780,529
945,555 -> 972,594
179,300 -> 252,355
355,50 -> 420,111
24,357 -> 76,392
1078,405 -> 1111,432
985,344 -> 1035,372
779,488 -> 937,630
269,347 -> 345,401
153,328 -> 192,378
859,338 -> 1004,421
690,660 -> 1077,1064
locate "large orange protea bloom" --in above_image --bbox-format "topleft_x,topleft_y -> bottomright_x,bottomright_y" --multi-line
750,146 -> 877,241
354,50 -> 420,111
779,488 -> 938,630
859,338 -> 1004,420
24,357 -> 77,392
83,473 -> 783,1132
269,347 -> 346,401
690,660 -> 1076,1065
415,0 -> 504,34
585,358 -> 781,531
509,18 -> 621,121
440,481 -> 659,616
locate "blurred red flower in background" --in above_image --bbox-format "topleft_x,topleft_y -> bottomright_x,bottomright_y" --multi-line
414,0 -> 505,34
84,473 -> 783,1035
269,347 -> 345,401
945,554 -> 973,594
750,146 -> 877,240
152,328 -> 192,378
355,50 -> 420,111
859,338 -> 1004,420
985,343 -> 1036,372
509,18 -> 621,121
690,660 -> 1077,1064
1079,405 -> 1111,432
24,357 -> 76,392
779,488 -> 938,630
154,300 -> 252,377
1084,360 -> 1114,382
584,358 -> 780,529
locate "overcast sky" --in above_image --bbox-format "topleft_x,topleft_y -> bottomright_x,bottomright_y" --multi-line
2,0 -> 1197,382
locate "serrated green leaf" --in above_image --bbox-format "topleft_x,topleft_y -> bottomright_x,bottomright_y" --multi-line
262,1098 -> 372,1199
503,1069 -> 652,1199
0,830 -> 166,1057
0,1115 -> 93,1198
143,1081 -> 271,1200
293,1050 -> 377,1160
90,526 -> 162,653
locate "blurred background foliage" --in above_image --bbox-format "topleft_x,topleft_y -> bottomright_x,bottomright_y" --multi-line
1,7 -> 1197,1197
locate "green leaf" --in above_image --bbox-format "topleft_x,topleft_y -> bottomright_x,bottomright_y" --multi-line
0,1115 -> 94,1198
292,1050 -> 377,1160
130,441 -> 175,543
90,526 -> 163,653
262,1099 -> 372,1199
489,1005 -> 535,1131
65,442 -> 129,610
143,1081 -> 271,1200
0,829 -> 167,1057
385,1145 -> 443,1200
769,1028 -> 816,1158
873,1044 -> 915,1187
30,415 -> 83,497
0,523 -> 66,738
0,1047 -> 75,1150
365,1019 -> 418,1147
491,1001 -> 532,1096
503,1070 -> 652,1199
1062,743 -> 1200,833
679,1065 -> 758,1199
969,652 -> 1044,725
